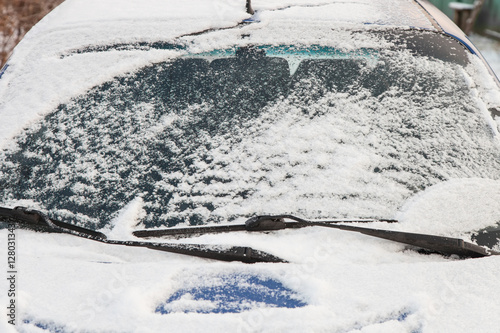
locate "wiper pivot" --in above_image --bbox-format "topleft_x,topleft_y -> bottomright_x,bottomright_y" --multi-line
1,206 -> 107,239
245,215 -> 287,231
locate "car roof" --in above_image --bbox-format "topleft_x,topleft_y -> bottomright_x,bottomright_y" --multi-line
0,0 -> 469,58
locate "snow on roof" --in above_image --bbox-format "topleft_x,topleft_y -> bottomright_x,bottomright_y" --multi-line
23,0 -> 435,49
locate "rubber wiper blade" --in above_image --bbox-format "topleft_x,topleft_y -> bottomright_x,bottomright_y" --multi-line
0,207 -> 285,263
133,215 -> 397,238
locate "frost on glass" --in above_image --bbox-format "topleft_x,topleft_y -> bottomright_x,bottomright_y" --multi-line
0,47 -> 499,229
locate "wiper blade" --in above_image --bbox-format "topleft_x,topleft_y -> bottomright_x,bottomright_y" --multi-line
0,207 -> 285,263
135,215 -> 499,259
133,215 -> 398,238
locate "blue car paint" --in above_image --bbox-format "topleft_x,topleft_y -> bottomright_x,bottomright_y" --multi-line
0,64 -> 9,79
156,274 -> 307,314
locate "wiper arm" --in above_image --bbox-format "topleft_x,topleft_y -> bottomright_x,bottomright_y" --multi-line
323,223 -> 495,258
134,215 -> 499,259
0,207 -> 285,263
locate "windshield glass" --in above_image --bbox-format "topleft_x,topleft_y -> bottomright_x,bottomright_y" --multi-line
1,33 -> 499,229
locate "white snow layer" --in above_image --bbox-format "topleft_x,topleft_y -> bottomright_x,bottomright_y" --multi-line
1,179 -> 500,332
0,0 -> 434,150
1,0 -> 500,332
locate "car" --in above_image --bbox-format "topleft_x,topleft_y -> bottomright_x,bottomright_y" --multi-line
1,0 -> 500,332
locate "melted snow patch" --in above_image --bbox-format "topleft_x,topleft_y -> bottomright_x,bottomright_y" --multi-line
397,178 -> 500,237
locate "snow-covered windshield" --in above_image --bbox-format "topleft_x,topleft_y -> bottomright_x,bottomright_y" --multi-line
1,33 -> 499,229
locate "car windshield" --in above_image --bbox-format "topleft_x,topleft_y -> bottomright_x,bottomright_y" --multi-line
1,31 -> 499,229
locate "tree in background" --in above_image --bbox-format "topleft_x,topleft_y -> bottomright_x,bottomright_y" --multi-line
1,0 -> 64,67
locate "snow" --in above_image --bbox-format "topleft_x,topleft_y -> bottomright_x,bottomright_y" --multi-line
2,179 -> 500,332
397,178 -> 500,238
0,0 -> 434,151
101,197 -> 146,240
2,48 -> 499,231
1,0 -> 500,332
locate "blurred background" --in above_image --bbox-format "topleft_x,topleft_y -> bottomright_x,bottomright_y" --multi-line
431,0 -> 500,74
0,0 -> 63,66
1,0 -> 500,75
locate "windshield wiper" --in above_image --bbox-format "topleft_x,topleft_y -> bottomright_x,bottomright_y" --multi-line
134,215 -> 500,259
133,215 -> 398,238
2,207 -> 498,262
0,207 -> 286,263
